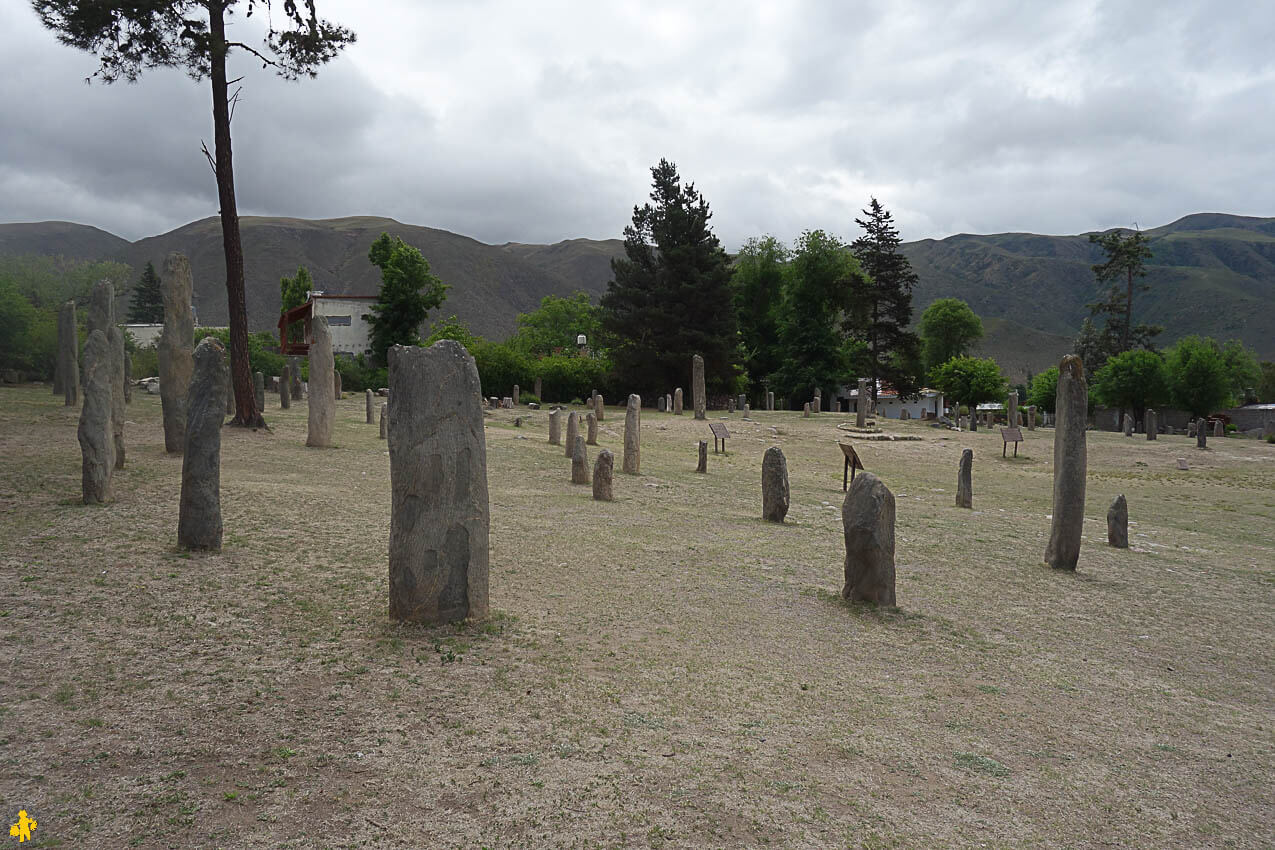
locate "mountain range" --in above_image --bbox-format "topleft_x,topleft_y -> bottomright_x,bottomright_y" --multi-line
1,212 -> 1271,382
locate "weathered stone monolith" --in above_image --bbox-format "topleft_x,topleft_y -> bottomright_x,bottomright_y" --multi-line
565,411 -> 579,457
534,376 -> 542,399
379,402 -> 388,439
224,360 -> 235,415
1123,413 -> 1134,436
548,408 -> 562,445
78,330 -> 114,504
58,301 -> 78,406
594,394 -> 604,422
177,338 -> 227,550
159,253 -> 195,453
123,352 -> 132,403
728,398 -> 735,412
586,411 -> 598,445
279,364 -> 291,409
254,371 -> 266,412
1045,354 -> 1087,570
803,402 -> 811,417
1028,405 -> 1036,430
842,471 -> 896,606
738,393 -> 746,411
761,446 -> 789,522
657,395 -> 666,413
692,355 -> 706,420
365,389 -> 375,424
743,402 -> 750,418
1197,421 -> 1207,449
1107,494 -> 1128,549
959,415 -> 970,430
813,391 -> 821,414
387,341 -> 489,624
856,378 -> 868,427
1145,408 -> 1157,440
593,449 -> 614,501
674,387 -> 683,415
697,440 -> 707,473
956,448 -> 973,509
571,434 -> 589,484
108,326 -> 126,468
1187,420 -> 1197,438
1213,419 -> 1224,438
306,317 -> 334,447
289,356 -> 303,400
334,370 -> 342,400
512,384 -> 520,405
1007,391 -> 1019,429
623,394 -> 641,474
767,391 -> 774,411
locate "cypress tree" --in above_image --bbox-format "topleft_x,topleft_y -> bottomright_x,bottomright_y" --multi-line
850,198 -> 923,400
126,261 -> 163,324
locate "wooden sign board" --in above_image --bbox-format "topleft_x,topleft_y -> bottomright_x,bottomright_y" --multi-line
709,422 -> 731,453
1001,427 -> 1023,458
840,442 -> 865,490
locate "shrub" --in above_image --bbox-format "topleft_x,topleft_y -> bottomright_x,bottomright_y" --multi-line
193,329 -> 285,378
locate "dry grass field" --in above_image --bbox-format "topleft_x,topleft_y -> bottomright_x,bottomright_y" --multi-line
2,385 -> 1273,849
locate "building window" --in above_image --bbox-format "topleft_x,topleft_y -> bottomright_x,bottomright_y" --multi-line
327,315 -> 352,326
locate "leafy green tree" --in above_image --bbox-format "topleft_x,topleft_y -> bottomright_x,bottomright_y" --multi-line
1165,336 -> 1232,417
1092,349 -> 1169,425
533,353 -> 613,404
36,0 -> 355,428
731,235 -> 788,398
365,233 -> 448,366
1077,228 -> 1160,385
279,265 -> 313,343
930,356 -> 1006,423
850,198 -> 923,401
1027,366 -> 1060,415
919,298 -> 983,374
510,292 -> 602,358
472,341 -> 533,398
1219,339 -> 1261,404
126,261 -> 163,324
423,315 -> 480,351
0,255 -> 132,309
600,158 -> 738,397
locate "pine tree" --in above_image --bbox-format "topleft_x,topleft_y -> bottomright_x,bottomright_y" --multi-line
126,261 -> 163,324
850,198 -> 923,400
600,159 -> 738,397
731,236 -> 788,399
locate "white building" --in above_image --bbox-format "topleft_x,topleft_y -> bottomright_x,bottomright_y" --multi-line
838,382 -> 946,419
279,291 -> 378,358
122,323 -> 164,348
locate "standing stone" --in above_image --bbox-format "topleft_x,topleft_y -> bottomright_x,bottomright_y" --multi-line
728,398 -> 735,413
743,402 -> 750,418
1123,413 -> 1134,436
657,395 -> 666,413
738,393 -> 747,411
108,326 -> 126,469
585,411 -> 598,445
158,253 -> 195,454
761,446 -> 790,523
1145,408 -> 1157,440
177,338 -> 227,551
692,355 -> 706,420
803,402 -> 811,417
548,408 -> 562,445
767,391 -> 775,411
1045,354 -> 1087,571
512,384 -> 520,406
224,360 -> 235,415
379,402 -> 388,439
123,353 -> 132,403
1107,495 -> 1129,549
842,471 -> 896,606
696,439 -> 707,473
813,391 -> 822,414
970,409 -> 978,431
306,317 -> 335,447
1008,390 -> 1019,430
674,387 -> 683,415
387,341 -> 489,624
856,378 -> 868,427
1197,420 -> 1208,449
594,393 -> 604,422
959,415 -> 969,430
622,394 -> 641,474
1213,419 -> 1224,438
1028,406 -> 1036,430
58,301 -> 78,406
77,330 -> 114,504
534,376 -> 542,400
365,389 -> 375,424
334,370 -> 342,400
279,364 -> 291,409
289,356 -> 303,400
254,370 -> 266,413
571,434 -> 590,484
1187,420 -> 1197,438
593,449 -> 614,501
565,411 -> 579,457
956,448 -> 973,509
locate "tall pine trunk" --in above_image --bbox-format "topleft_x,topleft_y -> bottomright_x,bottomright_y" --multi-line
209,2 -> 264,428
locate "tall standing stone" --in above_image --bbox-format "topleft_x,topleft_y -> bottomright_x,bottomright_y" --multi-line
1045,354 -> 1087,571
58,301 -> 78,406
178,338 -> 227,551
697,439 -> 707,473
738,393 -> 746,411
379,402 -> 388,439
123,352 -> 132,403
534,376 -> 542,400
334,369 -> 342,400
1213,419 -> 1224,438
585,411 -> 598,445
548,408 -> 562,445
289,356 -> 303,400
761,446 -> 789,523
565,411 -> 579,457
1007,391 -> 1019,430
657,395 -> 666,413
366,389 -> 375,424
767,391 -> 774,411
1107,495 -> 1128,549
1123,413 -> 1134,436
224,359 -> 235,415
1197,420 -> 1208,449
842,471 -> 896,606
622,393 -> 641,474
692,355 -> 706,420
387,341 -> 489,624
279,364 -> 291,409
674,387 -> 683,415
306,317 -> 335,448
512,384 -> 520,405
1188,420 -> 1197,438
77,330 -> 114,504
254,371 -> 266,413
159,253 -> 195,454
571,434 -> 590,484
856,378 -> 868,427
1028,405 -> 1036,430
813,391 -> 821,414
108,326 -> 126,468
956,448 -> 973,509
803,402 -> 811,418
593,449 -> 614,501
594,393 -> 604,422
1145,408 -> 1156,440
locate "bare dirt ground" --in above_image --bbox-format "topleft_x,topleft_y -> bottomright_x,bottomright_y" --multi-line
1,385 -> 1273,849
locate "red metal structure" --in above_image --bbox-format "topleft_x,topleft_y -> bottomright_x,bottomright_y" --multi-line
278,301 -> 313,356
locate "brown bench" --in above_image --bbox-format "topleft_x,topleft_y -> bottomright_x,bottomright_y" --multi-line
840,442 -> 865,490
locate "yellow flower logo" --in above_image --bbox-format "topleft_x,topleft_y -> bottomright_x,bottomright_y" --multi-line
8,810 -> 36,843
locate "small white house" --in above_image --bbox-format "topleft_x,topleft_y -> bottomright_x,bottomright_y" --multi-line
122,323 -> 164,348
279,291 -> 379,358
838,382 -> 946,419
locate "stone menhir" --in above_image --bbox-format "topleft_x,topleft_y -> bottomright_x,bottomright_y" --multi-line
1107,494 -> 1128,549
593,449 -> 614,501
512,384 -> 520,406
738,393 -> 746,411
767,391 -> 775,411
1123,413 -> 1134,437
1213,419 -> 1224,438
159,253 -> 195,454
123,351 -> 132,403
1028,406 -> 1037,430
959,415 -> 969,430
595,394 -> 604,422
334,370 -> 342,400
813,391 -> 821,414
842,471 -> 897,606
548,408 -> 562,445
674,387 -> 683,415
177,338 -> 227,551
1145,408 -> 1156,440
571,434 -> 590,484
533,376 -> 542,399
289,356 -> 303,400
956,448 -> 973,509
387,341 -> 490,624
697,439 -> 707,473
307,317 -> 335,447
761,446 -> 789,522
379,402 -> 388,439
728,398 -> 735,413
856,378 -> 868,427
1187,420 -> 1197,438
565,411 -> 579,457
692,354 -> 706,420
1197,420 -> 1207,449
366,389 -> 375,424
658,395 -> 667,413
109,325 -> 126,469
1008,390 -> 1019,430
585,411 -> 598,445
279,364 -> 291,409
58,300 -> 78,406
254,371 -> 266,413
622,394 -> 641,474
78,330 -> 115,504
743,402 -> 750,418
1045,354 -> 1087,571
803,402 -> 811,418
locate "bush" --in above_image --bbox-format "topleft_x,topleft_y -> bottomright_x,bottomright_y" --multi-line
335,354 -> 387,394
533,353 -> 612,404
518,392 -> 540,406
193,329 -> 285,378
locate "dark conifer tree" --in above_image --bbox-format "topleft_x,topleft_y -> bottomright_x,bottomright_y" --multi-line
850,198 -> 923,400
126,261 -> 164,324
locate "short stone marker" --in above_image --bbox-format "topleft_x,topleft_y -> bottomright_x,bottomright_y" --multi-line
623,394 -> 641,474
1123,413 -> 1134,437
159,253 -> 195,454
334,370 -> 342,400
856,378 -> 868,427
1197,421 -> 1207,449
693,354 -> 706,420
512,384 -> 520,405
279,364 -> 291,409
289,356 -> 303,401
657,395 -> 667,413
307,317 -> 335,447
565,411 -> 579,458
595,393 -> 604,422
366,389 -> 375,424
387,341 -> 489,624
761,446 -> 790,522
842,471 -> 896,606
571,434 -> 590,484
803,402 -> 811,418
728,398 -> 735,413
840,442 -> 864,490
674,387 -> 683,415
178,337 -> 227,551
379,402 -> 387,439
585,411 -> 598,445
1107,495 -> 1128,548
709,421 -> 730,453
1045,354 -> 1087,571
767,391 -> 774,411
956,448 -> 973,508
1213,419 -> 1224,438
548,408 -> 562,445
1028,405 -> 1037,430
696,439 -> 707,473
593,449 -> 614,501
78,330 -> 115,504
743,402 -> 750,418
254,370 -> 266,413
1001,426 -> 1023,458
1187,420 -> 1197,438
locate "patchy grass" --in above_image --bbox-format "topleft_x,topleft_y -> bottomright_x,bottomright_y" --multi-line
1,385 -> 1274,848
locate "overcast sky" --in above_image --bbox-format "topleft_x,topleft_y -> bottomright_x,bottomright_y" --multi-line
2,0 -> 1272,249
